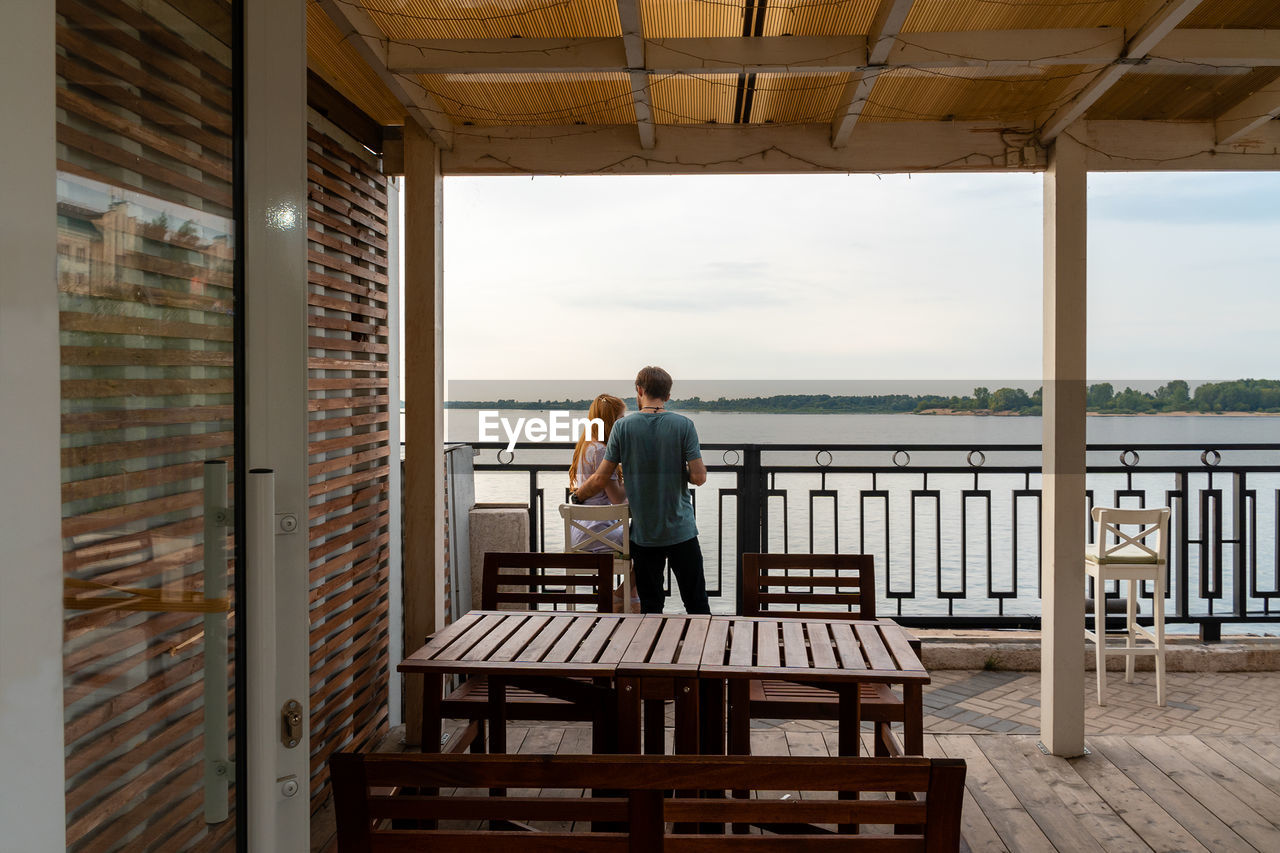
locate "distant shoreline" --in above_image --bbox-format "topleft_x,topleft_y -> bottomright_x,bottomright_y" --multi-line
915,408 -> 1280,417
442,404 -> 1280,417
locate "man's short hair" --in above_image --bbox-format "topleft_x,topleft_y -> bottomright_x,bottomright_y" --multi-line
636,366 -> 673,401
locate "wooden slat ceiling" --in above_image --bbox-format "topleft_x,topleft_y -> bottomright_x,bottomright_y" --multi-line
307,0 -> 1280,172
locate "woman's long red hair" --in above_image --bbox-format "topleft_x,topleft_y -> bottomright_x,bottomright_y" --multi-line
569,393 -> 625,489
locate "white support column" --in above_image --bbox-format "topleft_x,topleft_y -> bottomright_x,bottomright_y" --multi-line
403,120 -> 446,746
245,0 -> 310,846
1041,131 -> 1088,757
0,2 -> 66,850
386,177 -> 405,726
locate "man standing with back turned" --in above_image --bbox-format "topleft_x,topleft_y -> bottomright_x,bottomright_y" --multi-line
572,366 -> 711,614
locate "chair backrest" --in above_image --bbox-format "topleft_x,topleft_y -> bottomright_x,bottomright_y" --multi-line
481,551 -> 614,612
330,752 -> 967,852
1090,506 -> 1170,564
741,553 -> 876,620
558,502 -> 630,558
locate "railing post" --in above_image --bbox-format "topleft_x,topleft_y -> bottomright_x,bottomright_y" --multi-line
1233,470 -> 1247,622
736,445 -> 763,614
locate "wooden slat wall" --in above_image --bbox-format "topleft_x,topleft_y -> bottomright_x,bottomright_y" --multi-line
306,112 -> 393,810
56,0 -> 237,850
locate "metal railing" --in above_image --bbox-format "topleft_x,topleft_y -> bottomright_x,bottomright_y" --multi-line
456,441 -> 1280,638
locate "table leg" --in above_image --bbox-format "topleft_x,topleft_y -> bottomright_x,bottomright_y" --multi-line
837,684 -> 863,835
421,673 -> 443,754
727,680 -> 750,834
672,678 -> 702,834
674,678 -> 700,754
487,677 -> 508,754
419,674 -> 443,830
592,677 -> 616,754
903,682 -> 923,756
699,679 -> 725,756
697,678 -> 726,835
616,677 -> 641,754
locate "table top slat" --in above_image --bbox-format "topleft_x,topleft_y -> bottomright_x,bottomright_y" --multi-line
437,613 -> 517,662
829,622 -> 866,671
756,621 -> 781,669
727,620 -> 754,668
597,616 -> 644,664
808,622 -> 838,670
649,618 -> 686,665
855,622 -> 897,672
569,615 -> 622,663
782,621 -> 810,670
491,614 -> 552,662
678,617 -> 711,666
400,611 -> 483,665
881,623 -> 927,673
701,619 -> 730,667
621,617 -> 664,664
543,614 -> 598,664
520,614 -> 576,662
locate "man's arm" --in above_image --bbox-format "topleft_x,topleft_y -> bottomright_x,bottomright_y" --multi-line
603,476 -> 628,504
686,457 -> 707,487
575,458 -> 619,501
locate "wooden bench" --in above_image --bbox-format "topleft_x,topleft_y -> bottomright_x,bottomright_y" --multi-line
330,752 -> 967,851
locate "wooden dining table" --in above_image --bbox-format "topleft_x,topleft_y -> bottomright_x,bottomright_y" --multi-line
398,610 -> 928,758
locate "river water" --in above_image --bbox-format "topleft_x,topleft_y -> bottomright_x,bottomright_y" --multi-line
441,410 -> 1279,632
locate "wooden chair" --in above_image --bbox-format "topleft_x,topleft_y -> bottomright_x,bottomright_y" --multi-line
330,752 -> 967,851
733,553 -> 919,758
558,502 -> 635,612
440,551 -> 615,752
1086,506 -> 1171,706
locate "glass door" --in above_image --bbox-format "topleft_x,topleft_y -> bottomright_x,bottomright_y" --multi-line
56,0 -> 240,848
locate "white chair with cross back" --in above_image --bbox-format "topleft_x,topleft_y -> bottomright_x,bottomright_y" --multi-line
559,503 -> 634,613
1085,505 -> 1171,706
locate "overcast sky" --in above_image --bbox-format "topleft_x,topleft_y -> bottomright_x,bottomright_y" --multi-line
437,171 -> 1280,392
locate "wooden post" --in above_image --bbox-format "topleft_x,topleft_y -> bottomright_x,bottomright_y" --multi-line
403,119 -> 446,746
1041,131 -> 1088,757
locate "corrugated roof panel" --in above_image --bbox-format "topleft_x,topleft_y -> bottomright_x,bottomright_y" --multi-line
1086,67 -> 1280,121
362,0 -> 621,40
307,1 -> 407,125
419,72 -> 637,124
760,0 -> 879,37
650,73 -> 740,123
641,0 -> 742,38
904,0 -> 1144,33
862,65 -> 1095,122
748,72 -> 850,123
1183,0 -> 1280,28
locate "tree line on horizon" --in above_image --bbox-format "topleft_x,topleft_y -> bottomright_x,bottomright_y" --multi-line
440,379 -> 1280,415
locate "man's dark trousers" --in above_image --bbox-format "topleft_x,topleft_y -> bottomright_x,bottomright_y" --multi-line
629,536 -> 711,614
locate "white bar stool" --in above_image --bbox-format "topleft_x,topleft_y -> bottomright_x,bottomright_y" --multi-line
1085,506 -> 1171,706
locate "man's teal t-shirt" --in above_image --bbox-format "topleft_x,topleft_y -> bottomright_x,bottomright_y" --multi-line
604,411 -> 701,547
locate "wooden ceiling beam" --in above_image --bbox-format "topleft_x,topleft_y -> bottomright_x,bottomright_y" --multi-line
830,0 -> 917,148
314,0 -> 453,149
1215,78 -> 1280,145
1083,118 -> 1280,169
1038,0 -> 1205,144
1154,28 -> 1280,67
384,29 -> 1280,77
616,0 -> 655,149
442,119 -> 1280,176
